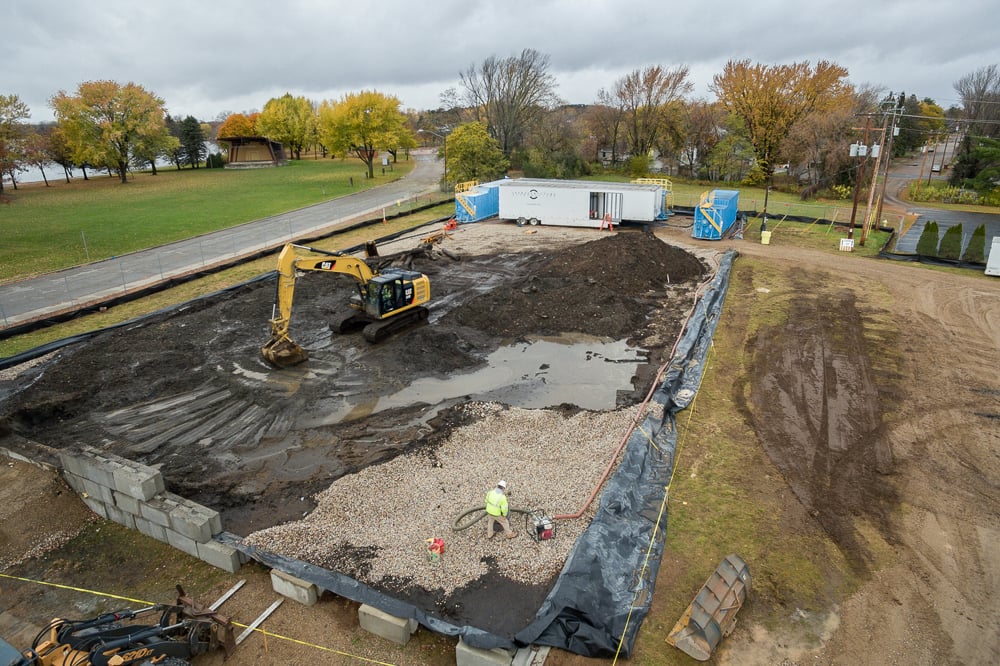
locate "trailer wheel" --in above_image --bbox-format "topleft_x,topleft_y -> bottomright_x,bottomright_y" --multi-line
517,217 -> 526,227
529,218 -> 540,226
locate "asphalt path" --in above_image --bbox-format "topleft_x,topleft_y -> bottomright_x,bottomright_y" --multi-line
0,151 -> 444,331
879,138 -> 1000,256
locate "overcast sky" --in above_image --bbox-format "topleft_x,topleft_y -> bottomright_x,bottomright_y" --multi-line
8,0 -> 999,123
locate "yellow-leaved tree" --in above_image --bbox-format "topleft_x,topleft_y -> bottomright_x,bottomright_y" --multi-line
256,94 -> 315,160
316,90 -> 411,179
711,60 -> 852,186
50,80 -> 173,184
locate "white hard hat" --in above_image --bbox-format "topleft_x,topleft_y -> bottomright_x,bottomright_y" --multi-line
497,480 -> 507,489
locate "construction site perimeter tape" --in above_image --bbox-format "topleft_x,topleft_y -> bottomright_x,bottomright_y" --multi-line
0,572 -> 397,665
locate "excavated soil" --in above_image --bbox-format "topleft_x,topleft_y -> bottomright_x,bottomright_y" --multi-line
0,224 -> 706,638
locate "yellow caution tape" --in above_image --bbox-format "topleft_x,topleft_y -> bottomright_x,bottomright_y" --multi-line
0,572 -> 397,665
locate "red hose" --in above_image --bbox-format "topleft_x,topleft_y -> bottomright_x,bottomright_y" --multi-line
552,252 -> 723,521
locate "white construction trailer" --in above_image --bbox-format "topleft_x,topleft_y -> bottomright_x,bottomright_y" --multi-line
986,236 -> 1000,276
496,178 -> 670,228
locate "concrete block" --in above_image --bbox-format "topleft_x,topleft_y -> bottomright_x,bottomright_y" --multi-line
456,638 -> 513,666
358,605 -> 418,645
76,451 -> 118,488
134,516 -> 168,543
104,502 -> 136,530
112,490 -> 141,516
169,500 -> 221,543
112,463 -> 164,501
197,540 -> 242,574
63,471 -> 86,495
270,569 -> 318,607
77,477 -> 115,505
82,496 -> 108,519
165,528 -> 199,558
59,452 -> 86,478
139,493 -> 182,528
79,475 -> 115,505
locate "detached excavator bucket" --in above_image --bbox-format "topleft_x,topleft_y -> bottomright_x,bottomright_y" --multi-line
261,336 -> 308,367
666,554 -> 751,661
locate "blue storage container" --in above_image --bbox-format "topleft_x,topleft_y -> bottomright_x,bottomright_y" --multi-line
692,189 -> 740,240
455,181 -> 501,223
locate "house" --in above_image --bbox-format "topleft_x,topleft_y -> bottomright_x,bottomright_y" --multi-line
218,136 -> 287,168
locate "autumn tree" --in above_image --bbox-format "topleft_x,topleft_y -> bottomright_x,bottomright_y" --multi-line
316,90 -> 411,179
0,94 -> 31,193
711,60 -> 852,192
522,105 -> 589,178
51,80 -> 173,184
780,85 -> 881,194
954,64 -> 1000,137
22,131 -> 52,186
43,124 -> 76,182
678,100 -> 724,178
460,48 -> 559,157
216,112 -> 258,139
613,65 -> 693,160
257,94 -> 314,160
586,90 -> 627,163
445,121 -> 509,183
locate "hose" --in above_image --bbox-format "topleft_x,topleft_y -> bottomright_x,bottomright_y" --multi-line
552,251 -> 725,522
452,506 -> 535,531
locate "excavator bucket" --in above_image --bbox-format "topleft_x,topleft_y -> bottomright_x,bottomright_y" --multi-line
261,336 -> 308,367
666,554 -> 751,661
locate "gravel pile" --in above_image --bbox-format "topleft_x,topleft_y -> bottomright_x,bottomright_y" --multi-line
245,400 -> 650,593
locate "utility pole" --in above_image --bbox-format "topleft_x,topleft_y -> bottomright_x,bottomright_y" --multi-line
848,116 -> 872,241
860,114 -> 889,246
874,100 -> 902,228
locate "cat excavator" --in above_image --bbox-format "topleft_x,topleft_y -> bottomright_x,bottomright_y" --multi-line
261,242 -> 431,367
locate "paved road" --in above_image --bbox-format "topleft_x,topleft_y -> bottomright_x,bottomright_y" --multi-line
882,139 -> 1000,255
0,152 -> 444,331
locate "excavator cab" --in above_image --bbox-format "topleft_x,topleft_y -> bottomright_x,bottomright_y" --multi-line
363,270 -> 424,318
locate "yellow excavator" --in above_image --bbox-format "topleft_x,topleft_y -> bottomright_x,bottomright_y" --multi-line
261,243 -> 431,367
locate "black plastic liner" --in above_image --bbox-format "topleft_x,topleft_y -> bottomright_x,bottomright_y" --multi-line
219,249 -> 738,658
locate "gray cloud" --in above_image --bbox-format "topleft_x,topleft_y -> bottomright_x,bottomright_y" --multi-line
8,0 -> 999,122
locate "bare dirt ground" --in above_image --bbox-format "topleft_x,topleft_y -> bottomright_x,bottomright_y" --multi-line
1,218 -> 998,665
0,223 -> 707,652
657,226 -> 1000,666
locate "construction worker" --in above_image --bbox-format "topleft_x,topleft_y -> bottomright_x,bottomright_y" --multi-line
485,480 -> 518,539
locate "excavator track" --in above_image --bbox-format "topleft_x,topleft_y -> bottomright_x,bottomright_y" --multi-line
362,306 -> 429,343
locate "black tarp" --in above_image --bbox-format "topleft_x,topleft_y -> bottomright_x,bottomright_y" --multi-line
219,249 -> 739,658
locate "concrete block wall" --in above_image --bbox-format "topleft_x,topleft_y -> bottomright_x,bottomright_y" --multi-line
59,446 -> 242,573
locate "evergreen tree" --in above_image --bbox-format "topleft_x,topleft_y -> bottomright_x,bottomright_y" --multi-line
965,224 -> 987,263
938,224 -> 963,260
179,116 -> 207,168
915,221 -> 940,256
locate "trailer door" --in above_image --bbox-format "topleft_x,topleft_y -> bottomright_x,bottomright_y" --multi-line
589,191 -> 623,222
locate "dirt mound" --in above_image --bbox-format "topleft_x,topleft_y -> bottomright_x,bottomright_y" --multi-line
454,231 -> 706,339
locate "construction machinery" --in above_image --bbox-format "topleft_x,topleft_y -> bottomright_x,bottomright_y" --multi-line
666,554 -> 751,661
261,242 -> 431,367
6,586 -> 234,666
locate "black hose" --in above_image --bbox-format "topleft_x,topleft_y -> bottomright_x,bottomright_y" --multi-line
452,506 -> 535,531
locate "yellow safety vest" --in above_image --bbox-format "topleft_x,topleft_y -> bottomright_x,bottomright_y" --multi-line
485,488 -> 508,517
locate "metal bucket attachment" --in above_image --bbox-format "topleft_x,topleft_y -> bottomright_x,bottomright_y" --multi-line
261,336 -> 308,367
666,553 -> 751,661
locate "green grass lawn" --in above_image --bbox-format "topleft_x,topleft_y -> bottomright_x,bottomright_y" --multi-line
0,157 -> 414,281
0,202 -> 456,358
